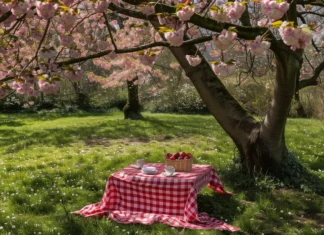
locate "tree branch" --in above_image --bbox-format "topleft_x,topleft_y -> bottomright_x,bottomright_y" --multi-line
103,13 -> 118,51
18,19 -> 51,77
299,11 -> 324,17
296,0 -> 324,7
0,11 -> 12,24
108,3 -> 271,41
1,34 -> 212,82
299,60 -> 324,89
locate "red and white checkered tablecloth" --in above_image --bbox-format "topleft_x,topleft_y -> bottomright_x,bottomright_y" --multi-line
73,163 -> 239,232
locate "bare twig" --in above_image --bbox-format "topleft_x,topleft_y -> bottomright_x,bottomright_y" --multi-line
18,19 -> 51,77
103,13 -> 118,51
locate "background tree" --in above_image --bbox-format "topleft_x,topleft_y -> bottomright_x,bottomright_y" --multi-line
0,0 -> 323,182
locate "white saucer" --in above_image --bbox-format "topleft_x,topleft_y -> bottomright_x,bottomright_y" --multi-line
162,172 -> 177,177
141,170 -> 158,175
131,164 -> 142,169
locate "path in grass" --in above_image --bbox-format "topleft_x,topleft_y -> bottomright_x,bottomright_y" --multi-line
0,112 -> 323,235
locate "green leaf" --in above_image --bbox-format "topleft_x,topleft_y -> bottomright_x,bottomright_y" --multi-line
158,27 -> 174,33
36,75 -> 48,81
271,20 -> 283,28
210,61 -> 220,65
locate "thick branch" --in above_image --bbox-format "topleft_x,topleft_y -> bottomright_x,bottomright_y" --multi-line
0,11 -> 11,24
299,60 -> 324,89
1,34 -> 212,82
109,3 -> 270,40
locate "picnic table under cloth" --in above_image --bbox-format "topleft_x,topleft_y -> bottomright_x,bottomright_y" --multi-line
73,163 -> 239,232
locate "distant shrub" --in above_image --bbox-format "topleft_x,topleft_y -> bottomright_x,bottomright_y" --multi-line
144,83 -> 209,114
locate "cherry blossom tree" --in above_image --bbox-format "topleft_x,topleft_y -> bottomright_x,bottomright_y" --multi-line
0,0 -> 323,177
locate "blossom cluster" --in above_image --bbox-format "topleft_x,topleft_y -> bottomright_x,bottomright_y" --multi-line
279,22 -> 313,51
176,6 -> 196,21
212,62 -> 236,78
261,0 -> 290,21
186,55 -> 202,67
209,1 -> 246,23
246,36 -> 271,55
212,29 -> 237,51
165,28 -> 185,47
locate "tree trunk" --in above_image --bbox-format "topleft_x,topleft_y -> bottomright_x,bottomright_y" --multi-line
149,21 -> 302,176
73,83 -> 90,109
123,77 -> 143,120
294,70 -> 307,118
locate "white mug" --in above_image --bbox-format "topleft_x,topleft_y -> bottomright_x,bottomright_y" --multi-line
136,159 -> 145,168
165,166 -> 175,176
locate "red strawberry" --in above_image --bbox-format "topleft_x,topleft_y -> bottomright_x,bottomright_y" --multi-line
165,153 -> 172,159
179,152 -> 186,157
173,152 -> 180,159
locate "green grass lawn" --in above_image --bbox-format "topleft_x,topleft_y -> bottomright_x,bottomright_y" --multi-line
0,111 -> 323,235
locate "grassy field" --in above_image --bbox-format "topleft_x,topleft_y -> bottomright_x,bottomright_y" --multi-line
0,111 -> 323,235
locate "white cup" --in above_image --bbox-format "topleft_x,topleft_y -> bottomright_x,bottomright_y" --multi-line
136,159 -> 145,168
165,166 -> 175,176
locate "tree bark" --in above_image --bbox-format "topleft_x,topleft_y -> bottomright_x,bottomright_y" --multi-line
123,77 -> 143,120
149,21 -> 302,176
73,83 -> 90,109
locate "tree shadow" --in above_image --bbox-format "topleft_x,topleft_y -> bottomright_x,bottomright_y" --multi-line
197,192 -> 242,224
1,115 -> 220,154
0,119 -> 26,127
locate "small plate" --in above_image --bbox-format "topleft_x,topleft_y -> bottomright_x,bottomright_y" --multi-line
131,164 -> 142,169
162,172 -> 177,177
141,170 -> 158,175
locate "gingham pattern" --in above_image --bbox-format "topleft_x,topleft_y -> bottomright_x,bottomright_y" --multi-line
73,163 -> 239,232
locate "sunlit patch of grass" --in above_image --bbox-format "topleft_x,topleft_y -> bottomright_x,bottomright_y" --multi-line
0,111 -> 323,234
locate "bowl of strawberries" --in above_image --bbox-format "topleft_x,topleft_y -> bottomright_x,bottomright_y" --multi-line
164,151 -> 193,172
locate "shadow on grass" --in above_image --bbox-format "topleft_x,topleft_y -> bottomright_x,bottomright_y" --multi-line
197,192 -> 242,224
1,115 -> 221,154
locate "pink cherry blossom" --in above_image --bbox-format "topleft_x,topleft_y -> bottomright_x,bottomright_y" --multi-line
38,80 -> 60,95
212,62 -> 236,78
279,21 -> 312,51
62,70 -> 83,83
188,27 -> 199,37
261,0 -> 290,21
246,36 -> 271,55
139,55 -> 156,66
59,35 -> 74,47
165,28 -> 184,47
36,1 -> 58,20
186,55 -> 202,67
209,10 -> 230,23
140,5 -> 155,16
0,3 -> 9,15
11,1 -> 29,17
258,18 -> 269,27
93,0 -> 109,13
225,1 -> 246,21
176,6 -> 195,21
59,11 -> 77,31
212,29 -> 237,51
